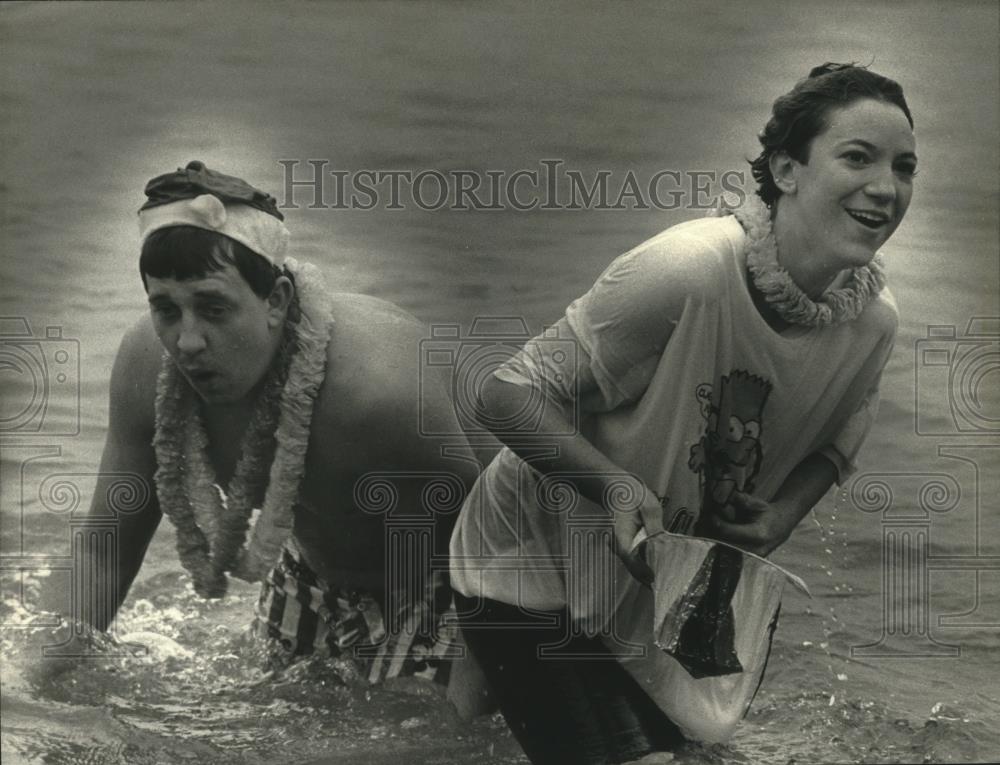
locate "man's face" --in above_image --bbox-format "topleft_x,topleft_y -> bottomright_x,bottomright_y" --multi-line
781,98 -> 917,270
147,263 -> 280,405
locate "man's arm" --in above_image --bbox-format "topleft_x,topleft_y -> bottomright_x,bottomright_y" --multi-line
72,322 -> 163,631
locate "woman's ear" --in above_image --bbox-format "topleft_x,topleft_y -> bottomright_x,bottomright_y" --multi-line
266,276 -> 294,328
769,151 -> 798,196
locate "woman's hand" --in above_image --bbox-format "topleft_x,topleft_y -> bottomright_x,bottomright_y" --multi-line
611,487 -> 665,587
706,453 -> 839,557
702,491 -> 800,558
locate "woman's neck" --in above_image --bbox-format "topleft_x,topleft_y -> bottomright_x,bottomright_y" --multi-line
771,201 -> 841,298
730,195 -> 886,329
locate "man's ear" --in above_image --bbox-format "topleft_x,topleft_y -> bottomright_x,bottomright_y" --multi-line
769,150 -> 798,196
266,276 -> 294,328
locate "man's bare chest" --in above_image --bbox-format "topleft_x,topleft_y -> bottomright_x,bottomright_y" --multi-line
202,411 -> 253,490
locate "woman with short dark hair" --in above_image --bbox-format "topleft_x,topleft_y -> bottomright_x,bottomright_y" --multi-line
450,63 -> 916,764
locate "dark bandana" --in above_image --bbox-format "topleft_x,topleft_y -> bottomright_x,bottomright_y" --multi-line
141,160 -> 284,220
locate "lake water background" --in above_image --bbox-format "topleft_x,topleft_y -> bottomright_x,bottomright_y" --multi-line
1,2 -> 998,763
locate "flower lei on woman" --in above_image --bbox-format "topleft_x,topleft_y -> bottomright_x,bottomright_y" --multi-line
720,195 -> 887,327
152,257 -> 332,598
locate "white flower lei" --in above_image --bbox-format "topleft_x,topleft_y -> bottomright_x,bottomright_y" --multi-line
717,195 -> 887,327
152,257 -> 332,598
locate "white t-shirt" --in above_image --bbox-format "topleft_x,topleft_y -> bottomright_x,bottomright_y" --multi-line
450,211 -> 897,618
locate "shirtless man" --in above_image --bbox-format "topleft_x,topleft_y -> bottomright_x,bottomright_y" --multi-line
40,161 -> 482,690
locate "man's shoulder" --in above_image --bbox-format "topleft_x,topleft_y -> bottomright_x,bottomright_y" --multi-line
317,293 -> 429,421
109,315 -> 163,434
327,292 -> 425,339
119,313 -> 162,355
325,292 -> 426,369
117,315 -> 164,374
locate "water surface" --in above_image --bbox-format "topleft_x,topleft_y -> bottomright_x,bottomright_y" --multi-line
2,2 -> 998,763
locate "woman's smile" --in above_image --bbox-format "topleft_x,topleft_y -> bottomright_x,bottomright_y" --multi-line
845,207 -> 891,230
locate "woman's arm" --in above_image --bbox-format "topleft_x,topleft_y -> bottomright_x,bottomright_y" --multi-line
476,229 -> 717,581
712,340 -> 894,558
477,372 -> 664,585
704,451 -> 838,557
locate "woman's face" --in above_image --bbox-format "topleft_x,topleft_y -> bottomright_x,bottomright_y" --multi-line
776,98 -> 917,271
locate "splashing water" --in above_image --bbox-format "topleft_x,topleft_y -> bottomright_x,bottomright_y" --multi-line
1,571 -> 525,764
5,559 -> 997,765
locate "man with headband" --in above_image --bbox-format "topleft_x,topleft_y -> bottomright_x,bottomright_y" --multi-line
38,161 -> 483,695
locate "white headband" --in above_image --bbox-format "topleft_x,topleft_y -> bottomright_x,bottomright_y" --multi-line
138,194 -> 290,265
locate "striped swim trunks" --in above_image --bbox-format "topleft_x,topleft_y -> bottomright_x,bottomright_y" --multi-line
252,540 -> 459,683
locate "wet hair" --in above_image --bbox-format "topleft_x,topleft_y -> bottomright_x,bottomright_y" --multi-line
139,225 -> 282,299
750,62 -> 914,207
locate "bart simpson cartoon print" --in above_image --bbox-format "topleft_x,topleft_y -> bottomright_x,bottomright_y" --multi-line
688,370 -> 773,526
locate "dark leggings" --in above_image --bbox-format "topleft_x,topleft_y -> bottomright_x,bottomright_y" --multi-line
455,593 -> 685,765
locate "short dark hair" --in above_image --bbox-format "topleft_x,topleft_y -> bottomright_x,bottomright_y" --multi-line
749,63 -> 914,207
139,225 -> 281,299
